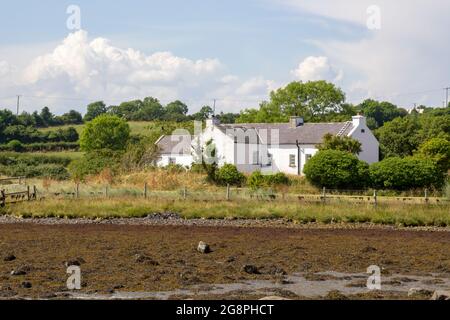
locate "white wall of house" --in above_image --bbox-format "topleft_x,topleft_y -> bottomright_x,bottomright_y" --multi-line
157,154 -> 193,167
348,115 -> 380,164
157,115 -> 379,175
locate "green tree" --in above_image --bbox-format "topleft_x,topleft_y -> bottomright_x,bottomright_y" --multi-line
192,106 -> 213,121
215,164 -> 246,186
358,99 -> 407,129
164,100 -> 189,122
417,138 -> 450,172
80,114 -> 130,151
376,116 -> 421,158
84,101 -> 107,122
236,81 -> 346,123
59,110 -> 83,125
303,150 -> 369,189
369,157 -> 444,190
318,134 -> 362,155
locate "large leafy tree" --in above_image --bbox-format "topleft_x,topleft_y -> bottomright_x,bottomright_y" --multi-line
376,116 -> 421,158
80,114 -> 130,151
358,99 -> 408,129
84,101 -> 108,122
417,138 -> 450,172
237,81 -> 346,123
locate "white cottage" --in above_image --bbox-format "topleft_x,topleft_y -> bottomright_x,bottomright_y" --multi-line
156,115 -> 379,175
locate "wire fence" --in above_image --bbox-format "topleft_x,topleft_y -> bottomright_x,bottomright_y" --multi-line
18,182 -> 449,206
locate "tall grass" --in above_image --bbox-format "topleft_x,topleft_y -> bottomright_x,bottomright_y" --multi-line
2,197 -> 449,227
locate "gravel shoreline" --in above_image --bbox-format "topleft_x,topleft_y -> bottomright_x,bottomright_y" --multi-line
0,213 -> 449,232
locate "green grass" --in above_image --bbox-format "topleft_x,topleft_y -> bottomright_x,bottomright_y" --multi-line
2,198 -> 449,227
38,121 -> 161,137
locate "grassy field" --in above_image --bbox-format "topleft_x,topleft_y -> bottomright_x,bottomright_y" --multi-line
2,197 -> 449,227
37,121 -> 170,137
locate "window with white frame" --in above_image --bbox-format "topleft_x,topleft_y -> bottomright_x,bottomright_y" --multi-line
289,154 -> 296,167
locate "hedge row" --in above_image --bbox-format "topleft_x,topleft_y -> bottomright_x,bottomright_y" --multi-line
0,142 -> 79,152
304,150 -> 446,191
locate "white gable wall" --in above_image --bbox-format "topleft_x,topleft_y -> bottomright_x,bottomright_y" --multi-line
348,116 -> 380,164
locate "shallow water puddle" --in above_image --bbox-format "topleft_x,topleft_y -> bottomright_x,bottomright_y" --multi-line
65,271 -> 450,300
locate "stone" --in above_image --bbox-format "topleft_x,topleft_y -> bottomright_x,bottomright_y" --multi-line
259,296 -> 291,300
408,288 -> 433,297
21,282 -> 32,289
197,241 -> 211,254
134,254 -> 159,265
11,265 -> 31,276
431,290 -> 450,300
3,254 -> 16,262
242,264 -> 260,274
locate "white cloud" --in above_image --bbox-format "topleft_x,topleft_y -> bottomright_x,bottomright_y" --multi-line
281,0 -> 450,107
0,30 -> 281,114
0,61 -> 10,77
291,56 -> 342,82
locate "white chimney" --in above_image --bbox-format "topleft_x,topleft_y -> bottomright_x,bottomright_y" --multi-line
352,115 -> 366,128
290,117 -> 304,128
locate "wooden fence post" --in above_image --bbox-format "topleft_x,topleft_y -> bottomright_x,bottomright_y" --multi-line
33,186 -> 37,200
144,182 -> 148,199
27,186 -> 30,201
373,190 -> 377,208
424,188 -> 429,203
76,183 -> 79,199
322,187 -> 326,203
1,190 -> 5,207
226,184 -> 230,201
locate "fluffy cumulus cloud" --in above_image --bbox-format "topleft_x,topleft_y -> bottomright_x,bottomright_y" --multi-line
0,30 -> 277,113
282,0 -> 450,106
291,56 -> 342,82
22,31 -> 223,108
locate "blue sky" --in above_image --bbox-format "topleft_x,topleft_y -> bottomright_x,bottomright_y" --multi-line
0,0 -> 449,114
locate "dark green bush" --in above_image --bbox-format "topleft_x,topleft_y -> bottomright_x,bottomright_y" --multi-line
0,163 -> 69,180
0,142 -> 79,152
215,164 -> 246,186
247,171 -> 290,190
369,156 -> 445,190
303,150 -> 370,189
68,150 -> 122,181
6,140 -> 23,152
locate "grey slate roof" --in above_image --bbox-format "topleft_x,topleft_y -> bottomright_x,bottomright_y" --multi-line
156,134 -> 192,155
156,121 -> 354,153
216,122 -> 354,145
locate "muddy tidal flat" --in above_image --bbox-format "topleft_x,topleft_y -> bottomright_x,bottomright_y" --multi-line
0,217 -> 449,300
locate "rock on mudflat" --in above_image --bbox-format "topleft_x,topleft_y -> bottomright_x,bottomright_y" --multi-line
431,290 -> 450,300
242,264 -> 260,274
259,296 -> 291,300
134,254 -> 159,266
197,241 -> 211,254
3,254 -> 16,262
11,265 -> 31,276
21,282 -> 32,289
408,288 -> 433,297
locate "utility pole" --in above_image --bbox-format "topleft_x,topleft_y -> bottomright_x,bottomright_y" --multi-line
16,95 -> 21,115
444,87 -> 450,108
213,99 -> 217,116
